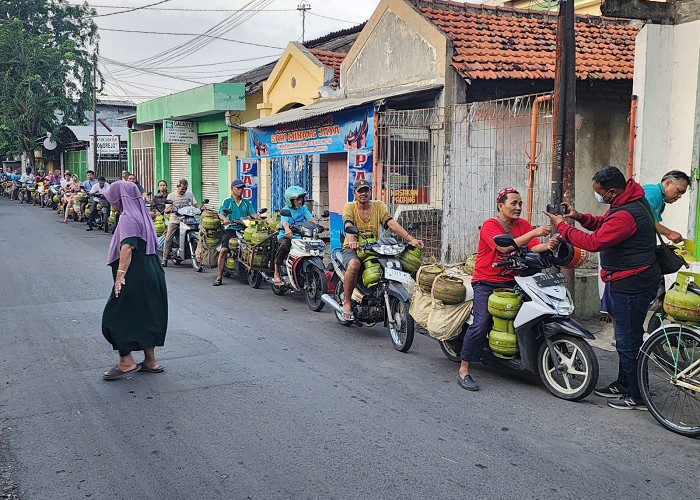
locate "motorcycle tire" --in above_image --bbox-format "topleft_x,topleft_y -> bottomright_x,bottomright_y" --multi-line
247,269 -> 263,288
537,334 -> 598,401
440,330 -> 465,363
271,282 -> 287,296
190,239 -> 203,272
333,284 -> 353,327
388,296 -> 414,352
305,266 -> 327,312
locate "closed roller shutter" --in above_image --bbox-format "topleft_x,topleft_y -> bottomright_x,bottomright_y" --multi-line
200,136 -> 220,208
169,144 -> 189,191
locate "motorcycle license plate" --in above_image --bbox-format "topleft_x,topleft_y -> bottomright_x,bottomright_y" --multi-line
534,272 -> 567,287
384,267 -> 412,285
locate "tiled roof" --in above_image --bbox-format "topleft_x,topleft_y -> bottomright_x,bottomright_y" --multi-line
413,0 -> 637,81
225,24 -> 364,94
309,49 -> 346,88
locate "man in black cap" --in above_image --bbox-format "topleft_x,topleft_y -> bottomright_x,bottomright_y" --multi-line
213,179 -> 258,285
339,179 -> 424,321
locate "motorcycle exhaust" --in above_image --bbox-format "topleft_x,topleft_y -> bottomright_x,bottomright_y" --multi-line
321,294 -> 343,314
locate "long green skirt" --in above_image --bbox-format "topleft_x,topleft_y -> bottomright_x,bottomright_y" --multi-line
102,237 -> 168,355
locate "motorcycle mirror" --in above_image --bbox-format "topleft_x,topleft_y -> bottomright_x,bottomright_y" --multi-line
164,200 -> 173,205
407,222 -> 419,231
259,208 -> 268,214
321,210 -> 330,218
279,209 -> 291,217
494,234 -> 517,249
203,199 -> 210,204
222,208 -> 232,215
147,192 -> 152,196
345,225 -> 359,235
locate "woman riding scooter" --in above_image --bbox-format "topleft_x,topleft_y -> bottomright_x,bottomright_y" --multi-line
456,187 -> 559,392
273,186 -> 319,286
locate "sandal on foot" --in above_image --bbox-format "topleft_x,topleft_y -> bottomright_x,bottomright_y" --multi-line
137,362 -> 164,373
213,278 -> 223,286
340,310 -> 354,321
273,278 -> 285,286
103,364 -> 140,380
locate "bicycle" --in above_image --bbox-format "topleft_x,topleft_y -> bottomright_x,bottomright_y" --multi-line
637,281 -> 700,438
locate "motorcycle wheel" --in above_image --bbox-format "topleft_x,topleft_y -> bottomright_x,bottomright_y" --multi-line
190,239 -> 203,272
333,284 -> 353,326
388,296 -> 414,352
537,335 -> 598,401
440,331 -> 465,363
247,269 -> 263,288
272,282 -> 287,296
305,267 -> 327,312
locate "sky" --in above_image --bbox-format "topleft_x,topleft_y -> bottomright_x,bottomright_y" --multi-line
80,0 -> 382,103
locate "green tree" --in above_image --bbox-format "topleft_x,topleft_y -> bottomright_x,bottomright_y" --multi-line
0,1 -> 98,167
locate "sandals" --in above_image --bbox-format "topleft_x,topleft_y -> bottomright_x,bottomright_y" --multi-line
273,278 -> 285,286
340,310 -> 354,321
137,362 -> 164,373
103,364 -> 140,380
213,278 -> 223,286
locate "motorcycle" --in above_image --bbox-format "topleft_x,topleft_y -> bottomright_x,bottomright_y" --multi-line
162,199 -> 208,270
89,194 -> 111,233
438,234 -> 599,401
321,224 -> 419,352
221,208 -> 271,287
18,181 -> 33,203
267,209 -> 330,311
47,183 -> 61,209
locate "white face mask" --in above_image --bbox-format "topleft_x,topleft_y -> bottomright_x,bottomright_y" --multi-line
594,191 -> 605,203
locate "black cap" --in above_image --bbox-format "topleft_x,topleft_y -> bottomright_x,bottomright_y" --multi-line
231,179 -> 245,188
353,179 -> 371,191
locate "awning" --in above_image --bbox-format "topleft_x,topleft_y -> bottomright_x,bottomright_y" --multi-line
243,82 -> 443,129
65,125 -> 129,142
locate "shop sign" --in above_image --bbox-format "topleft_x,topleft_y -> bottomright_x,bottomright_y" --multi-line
236,158 -> 258,212
347,150 -> 373,201
249,106 -> 373,158
163,120 -> 198,144
387,188 -> 429,204
89,135 -> 120,154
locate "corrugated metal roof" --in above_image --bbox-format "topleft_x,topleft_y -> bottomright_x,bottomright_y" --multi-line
65,125 -> 130,142
243,83 -> 443,129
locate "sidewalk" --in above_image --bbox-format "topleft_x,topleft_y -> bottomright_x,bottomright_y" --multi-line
580,315 -> 617,353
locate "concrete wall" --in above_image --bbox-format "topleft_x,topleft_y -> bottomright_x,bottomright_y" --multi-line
633,21 -> 700,242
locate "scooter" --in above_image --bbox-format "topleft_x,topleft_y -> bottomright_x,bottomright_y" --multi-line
89,194 -> 111,233
163,199 -> 208,270
18,181 -> 34,203
438,234 -> 599,401
321,224 -> 419,352
47,183 -> 61,209
268,209 -> 330,311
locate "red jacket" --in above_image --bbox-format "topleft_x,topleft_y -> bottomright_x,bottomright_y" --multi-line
557,178 -> 652,282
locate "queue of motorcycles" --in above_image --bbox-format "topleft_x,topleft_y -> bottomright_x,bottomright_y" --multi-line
160,198 -> 209,270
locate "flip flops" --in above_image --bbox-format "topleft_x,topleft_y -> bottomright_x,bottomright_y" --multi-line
137,362 -> 164,373
103,364 -> 141,380
340,310 -> 354,321
213,278 -> 223,286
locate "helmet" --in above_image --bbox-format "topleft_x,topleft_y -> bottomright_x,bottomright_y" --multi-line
552,240 -> 590,269
284,185 -> 307,208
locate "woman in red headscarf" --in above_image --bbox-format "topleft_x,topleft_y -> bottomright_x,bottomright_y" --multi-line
101,181 -> 168,380
456,187 -> 558,392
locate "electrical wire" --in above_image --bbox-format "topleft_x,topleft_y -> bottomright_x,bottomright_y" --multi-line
93,0 -> 174,17
307,11 -> 364,24
98,27 -> 285,50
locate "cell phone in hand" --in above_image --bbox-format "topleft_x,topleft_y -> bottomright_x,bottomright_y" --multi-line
546,203 -> 568,215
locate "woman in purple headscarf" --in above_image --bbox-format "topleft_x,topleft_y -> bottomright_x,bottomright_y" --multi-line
101,181 -> 168,380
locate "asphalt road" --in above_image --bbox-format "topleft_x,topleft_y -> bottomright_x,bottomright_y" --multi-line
0,198 -> 698,500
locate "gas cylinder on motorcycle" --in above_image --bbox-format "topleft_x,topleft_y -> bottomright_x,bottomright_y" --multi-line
487,289 -> 523,359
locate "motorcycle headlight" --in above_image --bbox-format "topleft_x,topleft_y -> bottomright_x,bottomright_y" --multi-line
551,294 -> 575,316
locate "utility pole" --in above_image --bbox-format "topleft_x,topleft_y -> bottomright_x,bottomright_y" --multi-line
92,52 -> 98,173
298,1 -> 311,43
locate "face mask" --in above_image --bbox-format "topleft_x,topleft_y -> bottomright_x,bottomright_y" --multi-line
594,191 -> 605,203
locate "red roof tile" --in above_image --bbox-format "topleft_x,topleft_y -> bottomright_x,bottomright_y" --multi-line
309,49 -> 347,89
413,0 -> 637,81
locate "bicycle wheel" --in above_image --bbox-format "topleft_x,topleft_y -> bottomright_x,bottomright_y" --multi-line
637,324 -> 700,438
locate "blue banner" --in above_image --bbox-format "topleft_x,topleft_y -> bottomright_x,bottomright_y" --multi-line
236,158 -> 258,212
249,106 -> 373,158
347,150 -> 373,202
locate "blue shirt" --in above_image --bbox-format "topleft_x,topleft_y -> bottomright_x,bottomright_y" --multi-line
278,205 -> 313,239
219,196 -> 254,230
643,182 -> 665,222
82,178 -> 99,193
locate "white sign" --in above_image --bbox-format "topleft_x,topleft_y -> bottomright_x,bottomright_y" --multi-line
163,120 -> 198,144
89,135 -> 120,155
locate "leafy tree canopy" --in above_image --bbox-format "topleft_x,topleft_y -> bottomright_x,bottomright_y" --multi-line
0,1 -> 98,165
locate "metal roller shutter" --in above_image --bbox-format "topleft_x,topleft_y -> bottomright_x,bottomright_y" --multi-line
169,144 -> 189,191
200,136 -> 220,209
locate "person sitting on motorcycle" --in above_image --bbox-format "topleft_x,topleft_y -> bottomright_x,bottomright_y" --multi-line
273,185 -> 319,286
162,179 -> 200,267
60,171 -> 71,189
340,179 -> 425,321
213,179 -> 258,286
10,169 -> 21,200
17,167 -> 34,201
33,169 -> 46,206
149,180 -> 169,219
80,170 -> 98,215
62,175 -> 83,222
456,187 -> 558,392
86,176 -> 111,231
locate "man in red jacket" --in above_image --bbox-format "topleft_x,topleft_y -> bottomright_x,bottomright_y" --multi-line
544,166 -> 659,410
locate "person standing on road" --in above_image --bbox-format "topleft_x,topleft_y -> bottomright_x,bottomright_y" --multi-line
543,166 -> 659,410
457,187 -> 556,391
642,170 -> 690,244
101,181 -> 167,380
162,179 -> 199,267
213,179 -> 258,286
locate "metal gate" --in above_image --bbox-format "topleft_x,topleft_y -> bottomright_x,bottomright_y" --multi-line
169,144 -> 189,191
200,136 -> 220,208
131,129 -> 155,193
270,155 -> 312,212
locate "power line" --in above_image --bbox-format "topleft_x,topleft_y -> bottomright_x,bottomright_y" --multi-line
98,27 -> 285,50
101,56 -> 207,84
70,2 -> 295,12
307,11 -> 364,24
93,0 -> 174,17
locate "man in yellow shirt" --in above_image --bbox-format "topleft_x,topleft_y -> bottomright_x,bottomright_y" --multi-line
340,179 -> 424,320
